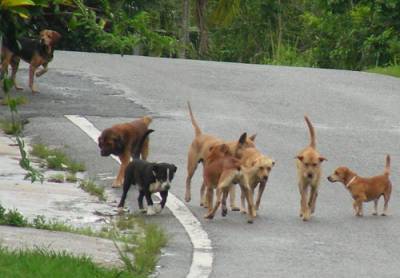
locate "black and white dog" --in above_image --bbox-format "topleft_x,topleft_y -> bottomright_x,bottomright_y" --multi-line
117,129 -> 177,215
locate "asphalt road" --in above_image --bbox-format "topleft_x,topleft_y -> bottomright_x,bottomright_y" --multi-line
1,51 -> 399,278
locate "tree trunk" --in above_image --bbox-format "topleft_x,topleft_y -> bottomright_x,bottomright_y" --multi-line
179,0 -> 190,58
195,0 -> 208,56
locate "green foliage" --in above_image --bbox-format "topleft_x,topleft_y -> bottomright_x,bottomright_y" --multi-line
30,143 -> 85,173
0,247 -> 134,278
79,179 -> 105,201
0,206 -> 28,227
366,65 -> 400,78
47,173 -> 65,183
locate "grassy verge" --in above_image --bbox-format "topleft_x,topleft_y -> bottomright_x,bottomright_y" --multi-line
366,65 -> 400,78
0,247 -> 134,278
0,205 -> 167,277
0,95 -> 28,106
0,118 -> 24,135
30,143 -> 85,173
79,179 -> 106,201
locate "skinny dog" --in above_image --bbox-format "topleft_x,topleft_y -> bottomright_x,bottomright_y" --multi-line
1,29 -> 61,94
327,155 -> 392,216
296,116 -> 327,221
185,101 -> 256,210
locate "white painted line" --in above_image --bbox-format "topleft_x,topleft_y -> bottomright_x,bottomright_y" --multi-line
65,115 -> 213,278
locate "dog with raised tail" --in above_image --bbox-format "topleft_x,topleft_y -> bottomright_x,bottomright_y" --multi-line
296,116 -> 327,221
327,155 -> 392,217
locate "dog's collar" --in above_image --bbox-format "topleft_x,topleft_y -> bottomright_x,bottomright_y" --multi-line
346,176 -> 357,188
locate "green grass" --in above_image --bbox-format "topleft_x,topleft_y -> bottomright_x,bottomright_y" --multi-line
79,179 -> 106,201
30,144 -> 86,173
0,247 -> 134,278
65,173 -> 78,183
366,65 -> 400,78
1,95 -> 28,106
0,118 -> 23,135
47,173 -> 65,183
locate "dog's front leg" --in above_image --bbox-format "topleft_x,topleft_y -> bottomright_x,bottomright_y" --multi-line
229,185 -> 240,211
308,187 -> 318,215
255,180 -> 267,211
299,184 -> 310,221
145,191 -> 156,215
160,190 -> 168,209
10,57 -> 23,90
36,63 -> 48,77
204,187 -> 216,219
221,188 -> 229,217
117,177 -> 133,209
114,152 -> 130,187
29,64 -> 39,94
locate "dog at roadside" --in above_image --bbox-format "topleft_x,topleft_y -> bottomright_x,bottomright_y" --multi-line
327,155 -> 392,216
98,116 -> 152,187
296,116 -> 327,221
239,147 -> 275,217
202,134 -> 256,223
118,129 -> 177,215
1,29 -> 61,94
185,101 -> 256,210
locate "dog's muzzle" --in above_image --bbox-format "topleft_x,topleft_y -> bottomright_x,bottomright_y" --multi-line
100,149 -> 111,156
327,176 -> 333,182
161,182 -> 171,191
262,176 -> 269,182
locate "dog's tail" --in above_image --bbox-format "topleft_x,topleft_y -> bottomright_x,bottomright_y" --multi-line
384,154 -> 391,176
304,115 -> 316,148
142,116 -> 152,127
187,101 -> 202,136
133,129 -> 154,159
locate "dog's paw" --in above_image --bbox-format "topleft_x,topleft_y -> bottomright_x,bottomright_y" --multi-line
240,208 -> 247,214
147,206 -> 156,216
154,203 -> 162,214
372,212 -> 378,216
381,212 -> 387,216
231,206 -> 240,212
117,207 -> 126,215
204,213 -> 214,220
221,208 -> 228,217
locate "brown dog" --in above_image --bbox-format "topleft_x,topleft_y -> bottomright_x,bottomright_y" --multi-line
203,141 -> 255,223
185,101 -> 256,209
327,155 -> 392,216
296,116 -> 327,221
239,147 -> 275,217
98,116 -> 152,187
1,30 -> 61,94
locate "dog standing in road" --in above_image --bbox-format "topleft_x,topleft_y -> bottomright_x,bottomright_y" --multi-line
327,155 -> 392,216
239,147 -> 275,217
98,116 -> 152,187
296,116 -> 327,221
1,29 -> 61,94
185,101 -> 256,210
118,129 -> 177,215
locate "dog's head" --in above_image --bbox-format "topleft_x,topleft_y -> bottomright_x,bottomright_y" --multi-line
152,163 -> 177,191
327,167 -> 351,183
296,151 -> 326,180
98,129 -> 125,157
251,156 -> 275,182
40,29 -> 61,46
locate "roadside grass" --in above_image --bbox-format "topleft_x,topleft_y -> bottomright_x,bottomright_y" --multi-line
79,179 -> 106,201
366,65 -> 400,78
1,95 -> 28,106
0,205 -> 167,277
0,118 -> 23,135
0,247 -> 133,278
30,144 -> 85,173
65,173 -> 78,183
47,173 -> 65,183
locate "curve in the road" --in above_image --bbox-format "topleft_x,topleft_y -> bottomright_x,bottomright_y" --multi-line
65,115 -> 213,278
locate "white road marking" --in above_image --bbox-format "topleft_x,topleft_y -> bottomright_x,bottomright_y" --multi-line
65,115 -> 213,278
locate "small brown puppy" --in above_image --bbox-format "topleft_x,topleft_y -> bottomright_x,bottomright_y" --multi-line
98,116 -> 152,187
239,147 -> 275,217
1,29 -> 61,94
296,116 -> 326,221
327,155 -> 392,216
203,140 -> 255,223
185,101 -> 256,210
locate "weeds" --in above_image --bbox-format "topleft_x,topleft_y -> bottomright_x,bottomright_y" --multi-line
0,118 -> 24,135
0,207 -> 28,227
79,179 -> 106,201
1,95 -> 28,106
47,173 -> 65,183
65,173 -> 78,183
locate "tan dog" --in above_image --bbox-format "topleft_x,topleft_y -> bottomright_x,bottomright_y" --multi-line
185,101 -> 256,210
327,155 -> 392,216
1,30 -> 61,94
296,116 -> 327,221
203,142 -> 255,223
98,116 -> 152,187
239,148 -> 275,217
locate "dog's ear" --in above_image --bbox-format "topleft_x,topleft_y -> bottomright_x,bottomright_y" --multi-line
238,132 -> 247,145
171,165 -> 177,173
249,134 -> 257,142
271,160 -> 276,167
319,156 -> 327,162
296,155 -> 304,162
219,144 -> 229,154
114,135 -> 125,154
152,164 -> 159,176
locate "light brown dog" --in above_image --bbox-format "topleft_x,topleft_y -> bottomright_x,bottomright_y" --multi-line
1,30 -> 61,94
98,116 -> 152,187
239,147 -> 275,217
203,141 -> 255,223
296,116 -> 327,221
185,101 -> 256,210
327,155 -> 392,216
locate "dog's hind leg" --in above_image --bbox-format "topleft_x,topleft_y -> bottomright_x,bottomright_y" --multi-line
117,175 -> 133,208
382,191 -> 391,216
373,199 -> 378,216
140,136 -> 150,160
138,191 -> 146,213
10,56 -> 23,90
185,149 -> 199,203
205,187 -> 222,219
221,188 -> 229,217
